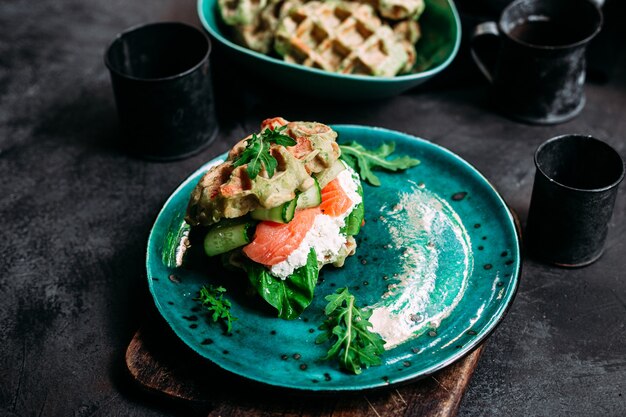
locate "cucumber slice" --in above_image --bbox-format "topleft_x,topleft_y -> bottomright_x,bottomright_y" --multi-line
204,221 -> 255,257
315,159 -> 346,189
250,198 -> 297,223
296,178 -> 322,209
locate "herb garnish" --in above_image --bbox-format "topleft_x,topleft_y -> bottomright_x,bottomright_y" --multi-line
196,285 -> 237,333
316,287 -> 386,374
339,141 -> 420,186
232,125 -> 297,179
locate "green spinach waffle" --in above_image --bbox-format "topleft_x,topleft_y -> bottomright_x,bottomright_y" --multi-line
219,0 -> 424,76
274,1 -> 408,76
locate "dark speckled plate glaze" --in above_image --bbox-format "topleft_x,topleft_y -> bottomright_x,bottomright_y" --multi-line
146,125 -> 521,391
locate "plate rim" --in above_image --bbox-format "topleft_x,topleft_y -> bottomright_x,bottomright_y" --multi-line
146,125 -> 521,392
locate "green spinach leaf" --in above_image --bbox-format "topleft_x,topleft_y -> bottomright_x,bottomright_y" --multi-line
246,249 -> 318,320
341,180 -> 364,236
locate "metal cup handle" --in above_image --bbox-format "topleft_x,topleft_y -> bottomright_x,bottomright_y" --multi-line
471,21 -> 500,84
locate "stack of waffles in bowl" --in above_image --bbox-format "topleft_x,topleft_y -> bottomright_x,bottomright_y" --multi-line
218,0 -> 424,76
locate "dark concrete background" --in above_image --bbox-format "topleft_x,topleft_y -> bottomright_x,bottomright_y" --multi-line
1,0 -> 625,416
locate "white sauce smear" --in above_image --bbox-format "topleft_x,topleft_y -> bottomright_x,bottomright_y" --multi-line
368,183 -> 472,350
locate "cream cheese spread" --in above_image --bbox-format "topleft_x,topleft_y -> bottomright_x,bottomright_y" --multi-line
269,166 -> 362,279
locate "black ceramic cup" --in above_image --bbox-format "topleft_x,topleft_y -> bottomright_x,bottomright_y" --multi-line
105,22 -> 217,160
471,0 -> 603,124
526,135 -> 624,267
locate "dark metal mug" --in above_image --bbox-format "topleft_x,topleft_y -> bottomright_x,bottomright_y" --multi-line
105,22 -> 218,160
526,135 -> 624,267
471,0 -> 603,124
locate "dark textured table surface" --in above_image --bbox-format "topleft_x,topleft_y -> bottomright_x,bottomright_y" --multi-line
1,0 -> 625,416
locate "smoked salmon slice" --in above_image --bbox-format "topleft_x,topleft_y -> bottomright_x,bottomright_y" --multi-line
243,207 -> 320,266
243,178 -> 354,266
319,178 -> 353,217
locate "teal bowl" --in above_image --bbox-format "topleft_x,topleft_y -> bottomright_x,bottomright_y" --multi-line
197,0 -> 461,99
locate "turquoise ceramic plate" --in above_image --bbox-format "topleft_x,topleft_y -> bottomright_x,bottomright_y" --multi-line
147,125 -> 520,391
197,0 -> 461,99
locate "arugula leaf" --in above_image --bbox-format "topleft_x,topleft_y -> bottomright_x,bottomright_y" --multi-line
263,125 -> 298,146
232,125 -> 297,179
339,141 -> 420,186
196,285 -> 237,333
316,287 -> 386,374
245,249 -> 318,320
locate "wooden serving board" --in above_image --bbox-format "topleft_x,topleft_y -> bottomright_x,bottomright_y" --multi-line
126,314 -> 484,417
